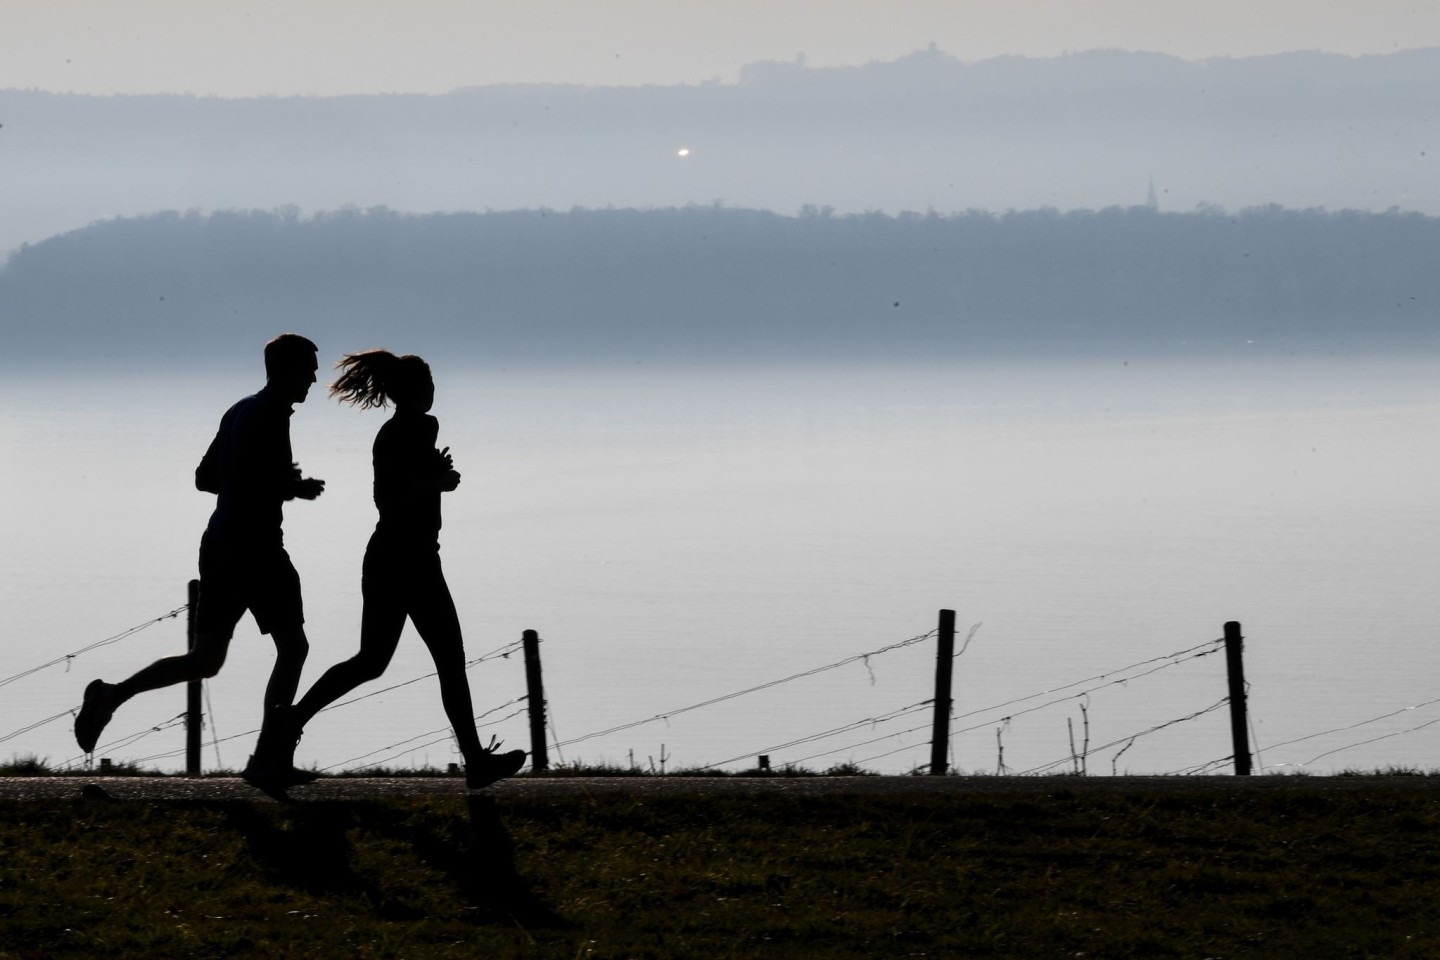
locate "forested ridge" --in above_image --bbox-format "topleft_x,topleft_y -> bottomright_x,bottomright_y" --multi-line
4,204 -> 1436,368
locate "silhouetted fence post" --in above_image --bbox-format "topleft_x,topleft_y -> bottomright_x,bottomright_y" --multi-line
523,629 -> 549,772
929,609 -> 956,775
1224,621 -> 1251,776
185,579 -> 201,776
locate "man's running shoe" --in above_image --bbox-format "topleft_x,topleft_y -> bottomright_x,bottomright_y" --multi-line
75,680 -> 118,754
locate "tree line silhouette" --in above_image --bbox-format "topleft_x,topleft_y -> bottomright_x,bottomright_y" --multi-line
5,204 -> 1437,369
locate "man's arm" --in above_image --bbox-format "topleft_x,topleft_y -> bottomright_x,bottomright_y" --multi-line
195,435 -> 222,493
288,465 -> 326,501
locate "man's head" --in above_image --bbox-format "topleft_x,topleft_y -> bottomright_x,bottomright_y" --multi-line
264,333 -> 320,404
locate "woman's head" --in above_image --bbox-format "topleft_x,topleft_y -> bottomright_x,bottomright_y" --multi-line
330,349 -> 433,411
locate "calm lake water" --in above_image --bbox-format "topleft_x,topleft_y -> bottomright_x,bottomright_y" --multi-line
3,354 -> 1439,776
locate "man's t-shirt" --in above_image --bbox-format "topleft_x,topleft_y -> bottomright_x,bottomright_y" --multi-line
195,386 -> 298,548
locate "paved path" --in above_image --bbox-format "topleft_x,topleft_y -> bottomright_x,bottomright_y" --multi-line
3,774 -> 1439,802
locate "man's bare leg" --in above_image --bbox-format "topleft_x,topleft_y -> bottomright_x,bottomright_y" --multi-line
75,632 -> 230,754
243,625 -> 314,792
261,624 -> 308,726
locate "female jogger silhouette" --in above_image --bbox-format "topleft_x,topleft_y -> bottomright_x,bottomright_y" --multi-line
262,349 -> 525,789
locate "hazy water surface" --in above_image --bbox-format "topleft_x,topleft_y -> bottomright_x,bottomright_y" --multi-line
3,355 -> 1439,776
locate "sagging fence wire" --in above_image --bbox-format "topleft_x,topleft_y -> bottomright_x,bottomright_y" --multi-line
951,639 -> 1224,734
794,711 -> 937,769
552,627 -> 941,751
327,698 -> 528,772
693,624 -> 983,770
1169,756 -> 1236,776
1162,688 -> 1265,777
0,604 -> 192,751
1017,696 -> 1232,776
692,633 -> 1225,774
162,638 -> 523,771
52,713 -> 194,771
1258,691 -> 1440,768
783,638 -> 1228,772
1299,715 -> 1440,766
0,709 -> 76,747
100,713 -> 188,756
0,604 -> 188,691
61,696 -> 533,773
9,606 -> 1286,776
700,700 -> 936,770
30,622 -> 526,771
55,713 -> 198,771
319,639 -> 524,714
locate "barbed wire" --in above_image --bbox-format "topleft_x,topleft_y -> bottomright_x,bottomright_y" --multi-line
823,719 -> 935,767
928,642 -> 1223,753
1166,756 -> 1234,776
53,712 -> 191,770
1299,712 -> 1440,767
7,610 -> 1306,777
803,641 -> 1224,770
698,700 -> 934,770
554,628 -> 940,749
315,639 -> 524,714
679,637 -> 1224,773
332,704 -> 529,773
0,604 -> 188,690
0,709 -> 75,747
115,723 -> 263,771
1260,692 -> 1440,756
325,697 -> 527,771
4,635 -> 525,769
1016,697 -> 1231,776
949,639 -> 1223,731
55,693 -> 531,773
690,624 -> 980,769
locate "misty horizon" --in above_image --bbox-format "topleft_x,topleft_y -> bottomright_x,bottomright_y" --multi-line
3,46 -> 1437,257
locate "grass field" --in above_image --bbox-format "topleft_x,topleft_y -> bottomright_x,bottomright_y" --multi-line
1,780 -> 1439,958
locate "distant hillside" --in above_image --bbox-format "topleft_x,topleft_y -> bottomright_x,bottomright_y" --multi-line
3,204 -> 1436,370
1,47 -> 1438,255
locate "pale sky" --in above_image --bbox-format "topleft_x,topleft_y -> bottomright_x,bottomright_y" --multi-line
3,0 -> 1439,97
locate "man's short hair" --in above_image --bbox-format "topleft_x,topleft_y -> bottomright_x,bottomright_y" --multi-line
264,333 -> 319,378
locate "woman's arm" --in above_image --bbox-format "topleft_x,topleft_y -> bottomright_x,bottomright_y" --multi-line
396,414 -> 461,494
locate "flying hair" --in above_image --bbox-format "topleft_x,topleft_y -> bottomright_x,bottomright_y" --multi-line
330,349 -> 430,409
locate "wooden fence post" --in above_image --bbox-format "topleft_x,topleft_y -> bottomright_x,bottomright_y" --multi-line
186,579 -> 202,776
1224,621 -> 1252,776
522,629 -> 549,772
929,609 -> 956,775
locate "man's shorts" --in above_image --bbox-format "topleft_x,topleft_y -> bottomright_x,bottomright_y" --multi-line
195,532 -> 305,638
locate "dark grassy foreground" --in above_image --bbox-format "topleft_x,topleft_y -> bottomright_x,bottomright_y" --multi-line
2,784 -> 1439,959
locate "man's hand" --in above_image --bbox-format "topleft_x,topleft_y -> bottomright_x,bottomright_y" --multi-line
293,477 -> 326,500
439,469 -> 462,492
